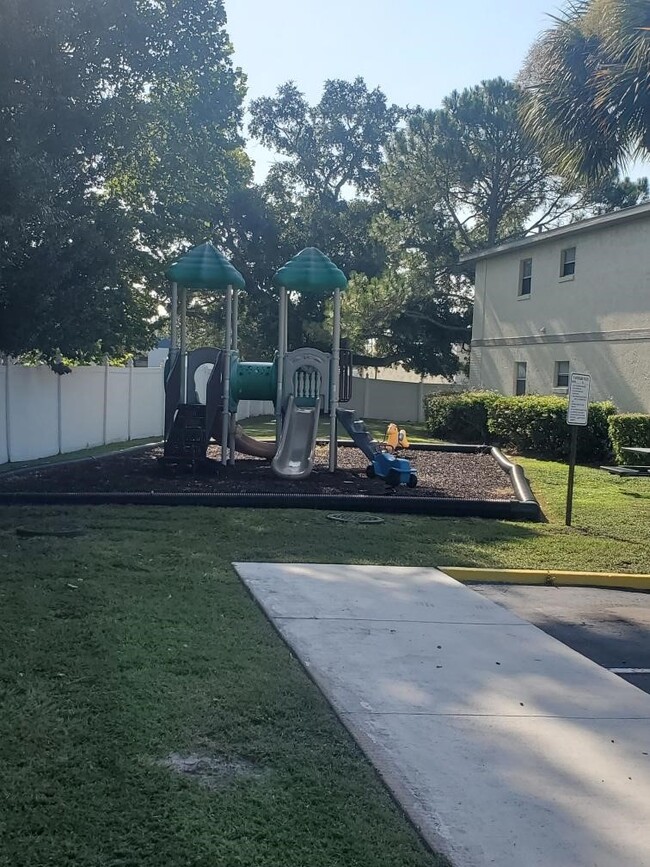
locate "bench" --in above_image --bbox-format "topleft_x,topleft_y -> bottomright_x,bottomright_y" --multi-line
601,466 -> 650,476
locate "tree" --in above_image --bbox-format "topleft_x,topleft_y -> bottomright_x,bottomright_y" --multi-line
0,0 -> 247,363
245,78 -> 402,355
580,170 -> 649,215
345,79 -> 573,377
383,78 -> 579,251
521,0 -> 650,180
250,78 -> 402,202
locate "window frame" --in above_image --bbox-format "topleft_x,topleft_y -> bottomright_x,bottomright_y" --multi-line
519,258 -> 533,297
560,246 -> 576,279
515,361 -> 527,396
555,360 -> 570,389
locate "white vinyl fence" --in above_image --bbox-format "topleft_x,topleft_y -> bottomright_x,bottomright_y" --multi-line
0,360 -> 166,465
346,376 -> 463,424
0,360 -> 463,466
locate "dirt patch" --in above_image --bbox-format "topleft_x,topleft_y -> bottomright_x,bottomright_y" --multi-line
158,752 -> 265,790
0,444 -> 516,501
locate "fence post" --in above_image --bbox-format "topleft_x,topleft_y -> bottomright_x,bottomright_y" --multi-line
418,381 -> 425,423
127,359 -> 133,441
103,355 -> 109,445
56,357 -> 63,454
362,378 -> 370,418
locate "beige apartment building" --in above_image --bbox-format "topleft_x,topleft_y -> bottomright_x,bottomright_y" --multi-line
461,202 -> 650,412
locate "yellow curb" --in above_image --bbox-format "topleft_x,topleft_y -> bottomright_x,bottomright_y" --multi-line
439,567 -> 650,592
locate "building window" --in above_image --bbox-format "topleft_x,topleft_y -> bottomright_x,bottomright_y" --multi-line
519,258 -> 532,296
560,246 -> 576,278
555,360 -> 570,388
515,362 -> 527,396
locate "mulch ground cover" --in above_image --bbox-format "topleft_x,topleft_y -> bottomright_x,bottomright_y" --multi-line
0,444 -> 516,500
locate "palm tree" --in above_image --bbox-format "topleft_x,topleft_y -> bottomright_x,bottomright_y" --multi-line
521,0 -> 650,180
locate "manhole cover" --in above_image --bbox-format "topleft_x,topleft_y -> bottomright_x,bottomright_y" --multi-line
327,513 -> 385,524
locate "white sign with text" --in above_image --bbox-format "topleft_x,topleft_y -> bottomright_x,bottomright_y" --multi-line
567,372 -> 591,426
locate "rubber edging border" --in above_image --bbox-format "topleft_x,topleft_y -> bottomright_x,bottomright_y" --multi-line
490,446 -> 538,505
0,491 -> 541,521
0,441 -> 162,479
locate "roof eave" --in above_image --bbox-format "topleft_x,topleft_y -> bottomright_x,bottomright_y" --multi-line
459,202 -> 650,266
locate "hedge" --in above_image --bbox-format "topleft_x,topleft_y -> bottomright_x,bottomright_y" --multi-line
423,391 -> 500,443
423,392 -> 616,461
609,414 -> 650,466
488,395 -> 616,462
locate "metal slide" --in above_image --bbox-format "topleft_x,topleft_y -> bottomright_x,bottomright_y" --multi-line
272,395 -> 321,479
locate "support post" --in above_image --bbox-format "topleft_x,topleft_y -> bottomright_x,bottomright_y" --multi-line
329,288 -> 341,473
232,287 -> 239,353
275,287 -> 287,444
565,425 -> 578,526
170,282 -> 178,360
221,284 -> 233,465
229,286 -> 239,465
4,358 -> 11,463
179,286 -> 188,403
228,413 -> 237,466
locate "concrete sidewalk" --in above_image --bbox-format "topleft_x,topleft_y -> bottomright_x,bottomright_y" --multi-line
234,563 -> 650,867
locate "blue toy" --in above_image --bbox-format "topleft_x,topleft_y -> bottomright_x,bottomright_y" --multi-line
336,409 -> 417,488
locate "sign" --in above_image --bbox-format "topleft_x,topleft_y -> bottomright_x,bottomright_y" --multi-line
567,372 -> 591,426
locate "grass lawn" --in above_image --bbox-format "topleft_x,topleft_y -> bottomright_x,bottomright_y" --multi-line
240,414 -> 435,443
1,456 -> 649,866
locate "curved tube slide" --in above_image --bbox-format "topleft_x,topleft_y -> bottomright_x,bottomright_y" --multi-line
211,413 -> 276,460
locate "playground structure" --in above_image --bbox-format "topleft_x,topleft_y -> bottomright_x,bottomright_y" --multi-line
161,243 -> 416,485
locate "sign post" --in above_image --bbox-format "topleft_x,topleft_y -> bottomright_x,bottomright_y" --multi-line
565,372 -> 591,526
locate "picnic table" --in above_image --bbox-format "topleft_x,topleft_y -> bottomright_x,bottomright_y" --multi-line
602,446 -> 650,476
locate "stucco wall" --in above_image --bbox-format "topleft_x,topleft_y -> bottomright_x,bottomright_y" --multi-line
470,212 -> 650,411
471,339 -> 650,412
472,217 -> 650,344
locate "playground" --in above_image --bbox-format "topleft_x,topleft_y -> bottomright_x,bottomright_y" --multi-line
0,242 -> 539,519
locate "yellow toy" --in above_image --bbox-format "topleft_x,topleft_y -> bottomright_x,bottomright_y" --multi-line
384,423 -> 410,451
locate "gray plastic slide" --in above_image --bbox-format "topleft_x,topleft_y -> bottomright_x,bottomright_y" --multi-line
336,408 -> 381,461
272,395 -> 321,479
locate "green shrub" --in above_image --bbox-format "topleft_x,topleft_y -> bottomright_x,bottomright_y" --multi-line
487,396 -> 616,462
424,390 -> 617,460
423,391 -> 499,443
609,414 -> 650,466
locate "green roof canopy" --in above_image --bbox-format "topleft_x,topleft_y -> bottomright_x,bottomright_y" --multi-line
273,247 -> 347,295
166,242 -> 245,291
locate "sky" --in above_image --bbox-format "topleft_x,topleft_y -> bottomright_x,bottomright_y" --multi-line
225,0 -> 649,181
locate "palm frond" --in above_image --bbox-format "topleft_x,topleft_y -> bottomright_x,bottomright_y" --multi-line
521,0 -> 650,180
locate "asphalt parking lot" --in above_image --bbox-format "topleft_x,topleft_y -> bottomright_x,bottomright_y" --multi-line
472,584 -> 650,694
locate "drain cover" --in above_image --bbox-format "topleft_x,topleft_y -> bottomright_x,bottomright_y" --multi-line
326,513 -> 385,524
